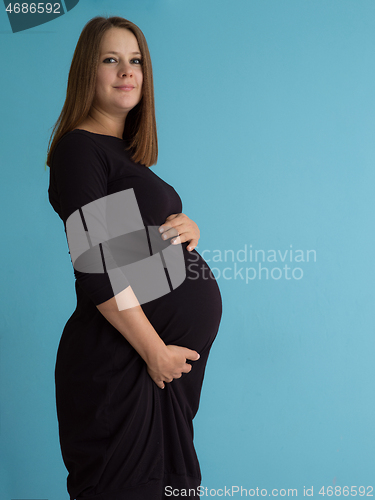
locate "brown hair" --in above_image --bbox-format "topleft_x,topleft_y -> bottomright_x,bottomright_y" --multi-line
46,16 -> 157,168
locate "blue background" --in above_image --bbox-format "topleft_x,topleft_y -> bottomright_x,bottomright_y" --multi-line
1,0 -> 375,498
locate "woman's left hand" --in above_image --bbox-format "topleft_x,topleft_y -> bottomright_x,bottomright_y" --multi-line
158,213 -> 200,252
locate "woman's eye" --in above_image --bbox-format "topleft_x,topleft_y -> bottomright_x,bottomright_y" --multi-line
102,57 -> 142,64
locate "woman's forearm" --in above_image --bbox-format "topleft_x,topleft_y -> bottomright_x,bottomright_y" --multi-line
96,286 -> 200,389
96,286 -> 166,366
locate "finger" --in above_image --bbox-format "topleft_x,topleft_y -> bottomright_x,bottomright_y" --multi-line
184,348 -> 200,361
168,225 -> 198,245
158,224 -> 173,235
171,233 -> 198,246
161,217 -> 188,234
160,226 -> 179,240
181,363 -> 192,374
159,214 -> 185,234
187,238 -> 199,251
170,235 -> 183,245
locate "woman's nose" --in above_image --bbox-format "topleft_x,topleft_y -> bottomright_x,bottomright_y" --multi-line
118,62 -> 133,77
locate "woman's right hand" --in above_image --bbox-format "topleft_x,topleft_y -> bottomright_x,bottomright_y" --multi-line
146,344 -> 200,389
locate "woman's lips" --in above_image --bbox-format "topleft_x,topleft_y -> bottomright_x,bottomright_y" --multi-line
115,86 -> 134,91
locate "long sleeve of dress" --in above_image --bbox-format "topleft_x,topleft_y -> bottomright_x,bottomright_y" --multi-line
48,132 -> 130,306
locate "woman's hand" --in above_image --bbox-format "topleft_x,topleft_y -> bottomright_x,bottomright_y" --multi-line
146,344 -> 200,389
158,213 -> 200,252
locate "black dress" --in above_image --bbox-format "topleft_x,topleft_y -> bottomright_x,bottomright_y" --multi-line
48,129 -> 222,500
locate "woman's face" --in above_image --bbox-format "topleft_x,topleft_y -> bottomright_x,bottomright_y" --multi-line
93,27 -> 143,119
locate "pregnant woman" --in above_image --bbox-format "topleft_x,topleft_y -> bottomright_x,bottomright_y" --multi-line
47,16 -> 222,500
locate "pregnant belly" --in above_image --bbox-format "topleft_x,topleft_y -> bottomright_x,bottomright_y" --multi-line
57,245 -> 222,376
141,245 -> 223,353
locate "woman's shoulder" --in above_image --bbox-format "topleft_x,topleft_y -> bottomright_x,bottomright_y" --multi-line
57,129 -> 128,154
51,129 -> 108,166
49,130 -> 112,186
54,128 -> 100,151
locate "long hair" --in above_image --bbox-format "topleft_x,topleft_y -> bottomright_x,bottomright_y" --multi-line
46,16 -> 157,168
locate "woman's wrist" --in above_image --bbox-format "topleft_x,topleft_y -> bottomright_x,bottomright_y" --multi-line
141,335 -> 168,368
144,342 -> 171,372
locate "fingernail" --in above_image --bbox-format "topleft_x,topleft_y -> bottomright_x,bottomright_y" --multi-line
159,227 -> 164,233
171,238 -> 175,244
